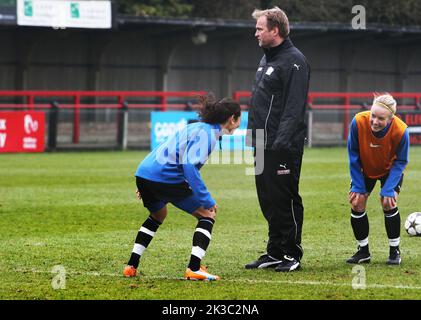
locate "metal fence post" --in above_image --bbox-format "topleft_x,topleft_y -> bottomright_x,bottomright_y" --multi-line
117,101 -> 128,150
48,101 -> 59,151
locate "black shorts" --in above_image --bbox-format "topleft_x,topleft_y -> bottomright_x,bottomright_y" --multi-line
362,174 -> 404,194
135,176 -> 201,214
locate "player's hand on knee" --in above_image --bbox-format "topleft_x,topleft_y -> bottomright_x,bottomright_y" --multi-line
349,191 -> 357,205
349,192 -> 368,211
195,207 -> 216,220
349,192 -> 362,207
206,208 -> 217,220
382,195 -> 397,210
210,204 -> 217,214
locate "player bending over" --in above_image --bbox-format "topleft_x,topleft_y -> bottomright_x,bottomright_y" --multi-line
347,93 -> 410,265
123,94 -> 241,280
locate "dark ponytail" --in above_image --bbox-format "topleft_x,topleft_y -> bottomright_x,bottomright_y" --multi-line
197,93 -> 241,124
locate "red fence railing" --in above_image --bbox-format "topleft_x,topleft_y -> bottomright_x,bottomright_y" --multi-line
233,91 -> 421,140
1,90 -> 421,143
0,90 -> 205,143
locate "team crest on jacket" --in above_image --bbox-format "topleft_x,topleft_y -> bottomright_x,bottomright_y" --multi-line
265,67 -> 274,75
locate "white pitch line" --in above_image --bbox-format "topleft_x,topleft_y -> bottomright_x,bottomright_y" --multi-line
8,267 -> 421,291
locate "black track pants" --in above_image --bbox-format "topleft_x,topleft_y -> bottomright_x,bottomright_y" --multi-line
255,149 -> 304,261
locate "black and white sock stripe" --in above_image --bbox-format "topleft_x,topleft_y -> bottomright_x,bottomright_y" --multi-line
189,218 -> 215,271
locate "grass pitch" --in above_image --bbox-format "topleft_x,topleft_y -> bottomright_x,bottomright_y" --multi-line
1,147 -> 421,300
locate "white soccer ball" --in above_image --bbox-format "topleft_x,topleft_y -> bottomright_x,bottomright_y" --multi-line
404,212 -> 421,236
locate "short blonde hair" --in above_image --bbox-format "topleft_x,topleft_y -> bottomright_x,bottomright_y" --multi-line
252,6 -> 289,38
373,92 -> 397,116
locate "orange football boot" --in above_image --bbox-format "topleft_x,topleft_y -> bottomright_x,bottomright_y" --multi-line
123,265 -> 137,277
184,265 -> 220,281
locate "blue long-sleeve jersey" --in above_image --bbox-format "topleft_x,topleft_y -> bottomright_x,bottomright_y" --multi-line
136,122 -> 222,209
347,117 -> 410,197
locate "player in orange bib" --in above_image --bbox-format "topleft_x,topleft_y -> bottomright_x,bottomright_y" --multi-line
346,93 -> 410,265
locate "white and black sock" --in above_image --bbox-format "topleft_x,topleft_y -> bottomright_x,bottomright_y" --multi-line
188,218 -> 215,271
384,207 -> 400,249
351,209 -> 369,252
128,215 -> 161,268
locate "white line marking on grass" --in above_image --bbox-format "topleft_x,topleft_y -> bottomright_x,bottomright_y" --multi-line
8,267 -> 421,291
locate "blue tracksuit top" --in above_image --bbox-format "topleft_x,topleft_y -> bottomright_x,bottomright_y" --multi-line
347,117 -> 410,197
135,122 -> 222,209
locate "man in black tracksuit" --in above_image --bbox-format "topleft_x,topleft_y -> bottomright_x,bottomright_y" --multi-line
245,7 -> 310,272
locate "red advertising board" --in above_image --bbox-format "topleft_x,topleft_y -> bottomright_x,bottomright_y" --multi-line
0,111 -> 45,153
399,113 -> 421,145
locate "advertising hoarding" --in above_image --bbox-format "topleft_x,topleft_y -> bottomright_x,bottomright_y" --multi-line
150,111 -> 250,151
0,111 -> 45,153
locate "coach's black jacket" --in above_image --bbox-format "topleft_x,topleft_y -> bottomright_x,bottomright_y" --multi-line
246,37 -> 310,152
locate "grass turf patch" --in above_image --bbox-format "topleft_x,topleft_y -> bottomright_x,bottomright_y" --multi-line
1,148 -> 421,299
